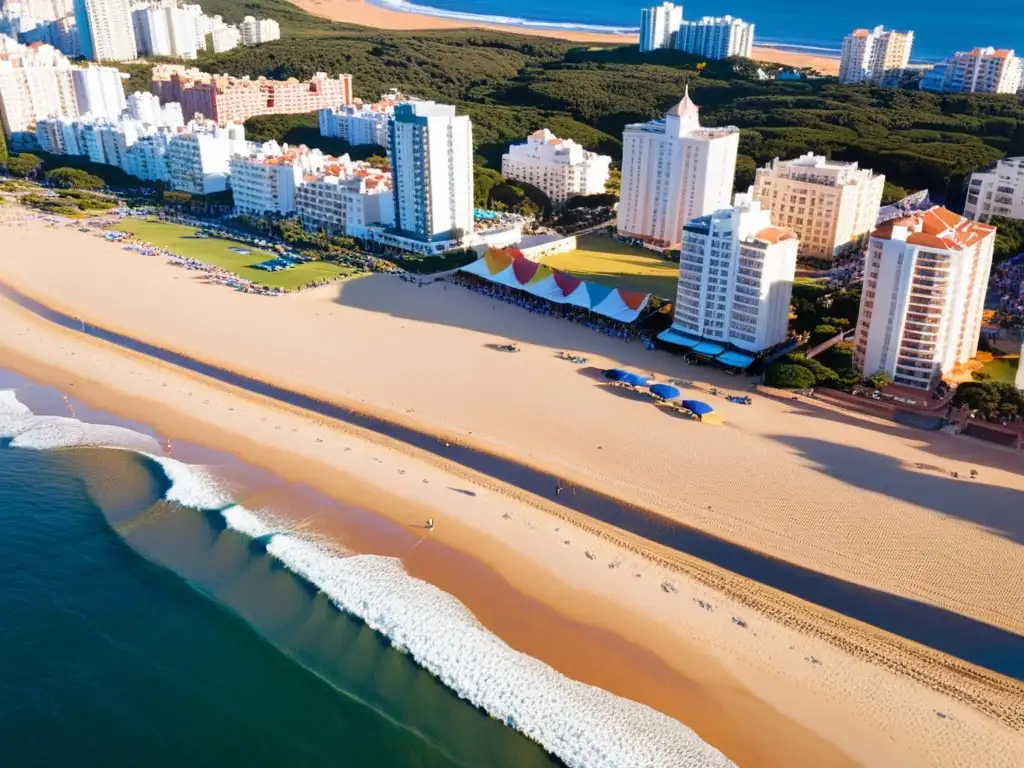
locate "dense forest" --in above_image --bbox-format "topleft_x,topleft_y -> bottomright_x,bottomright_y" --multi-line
154,0 -> 1024,203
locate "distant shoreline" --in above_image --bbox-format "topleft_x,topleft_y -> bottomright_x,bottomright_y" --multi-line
290,0 -> 843,74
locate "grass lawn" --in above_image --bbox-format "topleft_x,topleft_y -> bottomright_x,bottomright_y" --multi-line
978,355 -> 1020,384
113,218 -> 357,290
539,233 -> 679,299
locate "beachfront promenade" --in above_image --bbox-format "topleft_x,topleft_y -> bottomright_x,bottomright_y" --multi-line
1,213 -> 1023,765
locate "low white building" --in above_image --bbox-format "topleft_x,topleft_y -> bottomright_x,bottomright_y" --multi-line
666,194 -> 798,354
318,102 -> 392,147
296,157 -> 395,238
853,206 -> 996,389
501,128 -> 611,208
964,157 -> 1024,223
230,141 -> 331,216
238,15 -> 279,46
166,118 -> 245,195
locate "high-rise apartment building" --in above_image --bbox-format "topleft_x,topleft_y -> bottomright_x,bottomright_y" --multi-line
839,26 -> 914,87
963,157 -> 1024,223
674,16 -> 754,60
853,207 -> 995,389
152,66 -> 353,127
131,1 -> 199,60
751,152 -> 885,259
501,129 -> 611,207
319,100 -> 395,147
74,0 -> 137,61
920,47 -> 1023,94
296,157 -> 395,239
388,100 -> 473,246
617,88 -> 740,250
71,63 -> 125,118
238,15 -> 279,46
639,2 -> 683,53
668,194 -> 798,354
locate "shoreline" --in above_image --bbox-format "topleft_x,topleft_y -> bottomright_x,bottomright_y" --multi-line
1,216 -> 1023,762
3,298 -> 1023,766
290,0 -> 843,74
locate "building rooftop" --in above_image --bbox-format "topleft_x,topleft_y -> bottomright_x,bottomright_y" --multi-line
754,226 -> 797,244
872,206 -> 995,251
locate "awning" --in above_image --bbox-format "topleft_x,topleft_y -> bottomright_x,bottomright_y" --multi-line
692,341 -> 726,356
657,328 -> 700,348
681,400 -> 714,416
716,350 -> 756,369
649,383 -> 681,400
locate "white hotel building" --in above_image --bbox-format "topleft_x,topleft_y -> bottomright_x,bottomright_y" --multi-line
752,152 -> 885,259
963,157 -> 1024,223
853,207 -> 995,389
839,26 -> 914,87
639,2 -> 682,53
617,88 -> 739,250
501,128 -> 611,207
74,0 -> 137,61
675,16 -> 754,60
239,15 -> 279,46
664,194 -> 798,355
920,47 -> 1024,94
319,101 -> 392,147
296,158 -> 395,239
387,100 -> 473,249
131,1 -> 200,60
166,119 -> 246,195
230,141 -> 331,216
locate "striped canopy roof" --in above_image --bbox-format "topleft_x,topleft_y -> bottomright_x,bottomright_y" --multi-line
460,249 -> 652,323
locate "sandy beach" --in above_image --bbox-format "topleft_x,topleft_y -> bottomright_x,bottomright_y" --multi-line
290,0 -> 842,75
1,212 -> 1023,764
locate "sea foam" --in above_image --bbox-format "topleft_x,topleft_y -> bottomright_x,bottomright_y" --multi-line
2,389 -> 734,767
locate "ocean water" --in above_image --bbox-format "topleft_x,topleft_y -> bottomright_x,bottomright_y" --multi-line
0,377 -> 731,768
372,0 -> 1022,61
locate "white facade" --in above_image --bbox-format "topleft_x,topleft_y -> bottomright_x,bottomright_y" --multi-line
964,157 -> 1024,223
209,22 -> 239,53
617,88 -> 740,250
74,0 -> 136,61
166,119 -> 245,195
0,59 -> 77,137
639,2 -> 682,53
501,128 -> 611,207
920,47 -> 1024,94
675,16 -> 754,60
230,141 -> 331,216
296,160 -> 395,238
839,26 -> 914,86
71,64 -> 125,119
318,102 -> 391,147
131,1 -> 199,60
125,90 -> 182,126
854,206 -> 995,389
670,194 -> 798,353
124,129 -> 172,181
238,15 -> 279,46
388,100 -> 473,246
751,152 -> 885,259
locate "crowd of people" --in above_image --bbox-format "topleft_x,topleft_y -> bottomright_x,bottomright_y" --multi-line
448,273 -> 642,341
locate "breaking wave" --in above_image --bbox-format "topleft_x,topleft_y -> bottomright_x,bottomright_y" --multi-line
0,389 -> 733,768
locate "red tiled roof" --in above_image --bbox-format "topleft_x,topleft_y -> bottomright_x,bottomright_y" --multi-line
871,206 -> 994,251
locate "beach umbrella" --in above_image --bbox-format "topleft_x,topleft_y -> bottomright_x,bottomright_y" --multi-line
649,383 -> 681,401
681,400 -> 714,416
620,372 -> 651,388
603,368 -> 629,381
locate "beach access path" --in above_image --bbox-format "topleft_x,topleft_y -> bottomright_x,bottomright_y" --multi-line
1,213 -> 1023,765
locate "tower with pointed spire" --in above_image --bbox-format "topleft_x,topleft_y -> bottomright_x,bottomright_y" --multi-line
617,88 -> 740,250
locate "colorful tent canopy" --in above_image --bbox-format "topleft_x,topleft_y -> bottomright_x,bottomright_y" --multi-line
460,250 -> 652,323
681,400 -> 714,416
649,383 -> 681,400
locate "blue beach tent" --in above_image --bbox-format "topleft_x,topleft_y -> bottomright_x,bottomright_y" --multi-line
620,372 -> 651,388
649,384 -> 681,400
603,368 -> 629,381
681,400 -> 714,416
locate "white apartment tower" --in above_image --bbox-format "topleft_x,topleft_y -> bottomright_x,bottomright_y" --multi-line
670,194 -> 798,353
752,152 -> 885,259
839,26 -> 914,86
639,3 -> 683,53
674,16 -> 754,60
230,141 -> 330,216
501,129 -> 611,207
74,0 -> 137,61
166,119 -> 245,195
920,48 -> 1024,94
617,88 -> 740,250
388,100 -> 473,245
854,207 -> 995,389
964,157 -> 1024,223
239,16 -> 280,46
131,1 -> 199,60
71,64 -> 125,119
